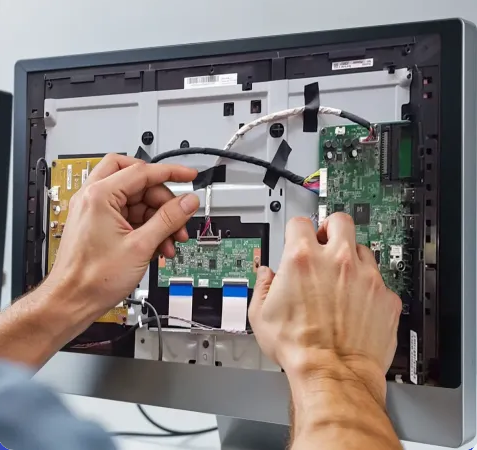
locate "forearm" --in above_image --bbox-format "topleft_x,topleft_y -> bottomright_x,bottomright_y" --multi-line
288,353 -> 402,450
0,279 -> 94,368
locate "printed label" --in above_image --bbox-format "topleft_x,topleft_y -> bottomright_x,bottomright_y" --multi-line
81,169 -> 88,185
319,168 -> 328,197
410,330 -> 418,384
332,58 -> 374,71
66,165 -> 72,190
198,279 -> 209,288
184,73 -> 238,89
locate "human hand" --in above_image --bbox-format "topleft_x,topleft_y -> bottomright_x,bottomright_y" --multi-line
249,213 -> 402,406
47,154 -> 199,323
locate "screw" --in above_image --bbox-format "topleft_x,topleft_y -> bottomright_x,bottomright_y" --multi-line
45,112 -> 50,117
52,161 -> 56,167
269,123 -> 284,138
203,340 -> 210,349
46,81 -> 53,89
141,131 -> 154,146
407,73 -> 412,79
209,66 -> 215,74
320,127 -> 327,135
140,338 -> 145,344
270,201 -> 281,212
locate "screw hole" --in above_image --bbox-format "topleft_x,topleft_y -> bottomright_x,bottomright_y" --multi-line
225,229 -> 231,237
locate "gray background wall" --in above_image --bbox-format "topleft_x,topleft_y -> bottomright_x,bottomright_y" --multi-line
0,0 -> 476,449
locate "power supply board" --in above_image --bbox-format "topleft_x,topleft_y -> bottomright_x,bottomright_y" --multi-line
48,157 -> 128,324
318,124 -> 413,305
158,238 -> 262,289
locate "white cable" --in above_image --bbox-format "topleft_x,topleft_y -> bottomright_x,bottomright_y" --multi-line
160,315 -> 249,335
203,105 -> 342,220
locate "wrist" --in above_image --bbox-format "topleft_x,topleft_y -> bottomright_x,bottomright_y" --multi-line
284,349 -> 387,409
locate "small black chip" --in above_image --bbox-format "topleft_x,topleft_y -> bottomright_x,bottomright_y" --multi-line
178,255 -> 184,264
391,218 -> 397,227
333,203 -> 345,212
374,250 -> 381,265
209,259 -> 217,270
198,262 -> 202,268
336,153 -> 343,161
353,203 -> 371,225
237,259 -> 242,268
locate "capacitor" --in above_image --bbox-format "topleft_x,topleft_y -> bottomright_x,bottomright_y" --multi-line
50,221 -> 58,229
343,138 -> 352,148
352,138 -> 360,148
53,205 -> 61,215
325,151 -> 334,161
331,140 -> 338,149
349,149 -> 359,159
378,222 -> 383,234
323,140 -> 332,149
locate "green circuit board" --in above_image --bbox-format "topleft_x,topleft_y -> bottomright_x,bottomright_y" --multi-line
158,238 -> 262,289
318,125 -> 410,296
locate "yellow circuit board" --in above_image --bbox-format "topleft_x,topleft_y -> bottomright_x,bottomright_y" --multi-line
48,157 -> 128,324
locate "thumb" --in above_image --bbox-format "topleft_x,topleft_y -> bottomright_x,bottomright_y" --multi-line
129,193 -> 199,255
250,266 -> 275,309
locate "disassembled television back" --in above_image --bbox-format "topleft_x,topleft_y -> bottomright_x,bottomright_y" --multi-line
18,30 -> 453,390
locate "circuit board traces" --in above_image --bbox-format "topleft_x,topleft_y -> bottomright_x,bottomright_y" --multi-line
158,238 -> 261,289
318,125 -> 410,297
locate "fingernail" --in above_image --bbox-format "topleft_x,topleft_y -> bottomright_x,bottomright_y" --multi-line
180,194 -> 199,215
257,266 -> 267,277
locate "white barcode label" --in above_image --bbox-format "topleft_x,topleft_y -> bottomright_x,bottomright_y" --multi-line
318,205 -> 328,226
410,330 -> 418,384
81,169 -> 88,185
319,168 -> 328,197
184,73 -> 237,89
66,165 -> 72,190
198,279 -> 209,287
332,58 -> 374,71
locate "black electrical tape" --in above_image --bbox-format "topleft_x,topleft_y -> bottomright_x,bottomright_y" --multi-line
193,165 -> 226,190
263,139 -> 292,189
303,82 -> 320,132
134,146 -> 152,163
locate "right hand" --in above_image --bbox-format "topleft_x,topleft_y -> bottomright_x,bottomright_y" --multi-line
249,213 -> 402,405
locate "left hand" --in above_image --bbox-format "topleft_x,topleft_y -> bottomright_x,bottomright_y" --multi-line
46,154 -> 199,322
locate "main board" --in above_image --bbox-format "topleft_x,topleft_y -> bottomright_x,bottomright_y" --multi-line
318,124 -> 413,308
48,157 -> 128,324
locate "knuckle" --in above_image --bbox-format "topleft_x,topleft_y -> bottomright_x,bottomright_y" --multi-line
335,242 -> 354,267
81,184 -> 103,207
368,268 -> 384,289
102,153 -> 118,165
332,211 -> 355,225
158,206 -> 175,230
289,241 -> 313,266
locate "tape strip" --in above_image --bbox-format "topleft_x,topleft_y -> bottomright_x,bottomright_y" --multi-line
168,283 -> 193,328
192,165 -> 226,190
221,284 -> 248,331
303,82 -> 320,132
263,139 -> 292,189
134,146 -> 152,163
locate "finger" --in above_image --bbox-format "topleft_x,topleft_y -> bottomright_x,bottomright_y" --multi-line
317,212 -> 356,248
251,266 -> 275,307
83,154 -> 143,186
128,193 -> 199,254
139,205 -> 189,243
157,237 -> 176,259
249,266 -> 275,323
356,244 -> 378,267
284,217 -> 321,251
98,163 -> 198,209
